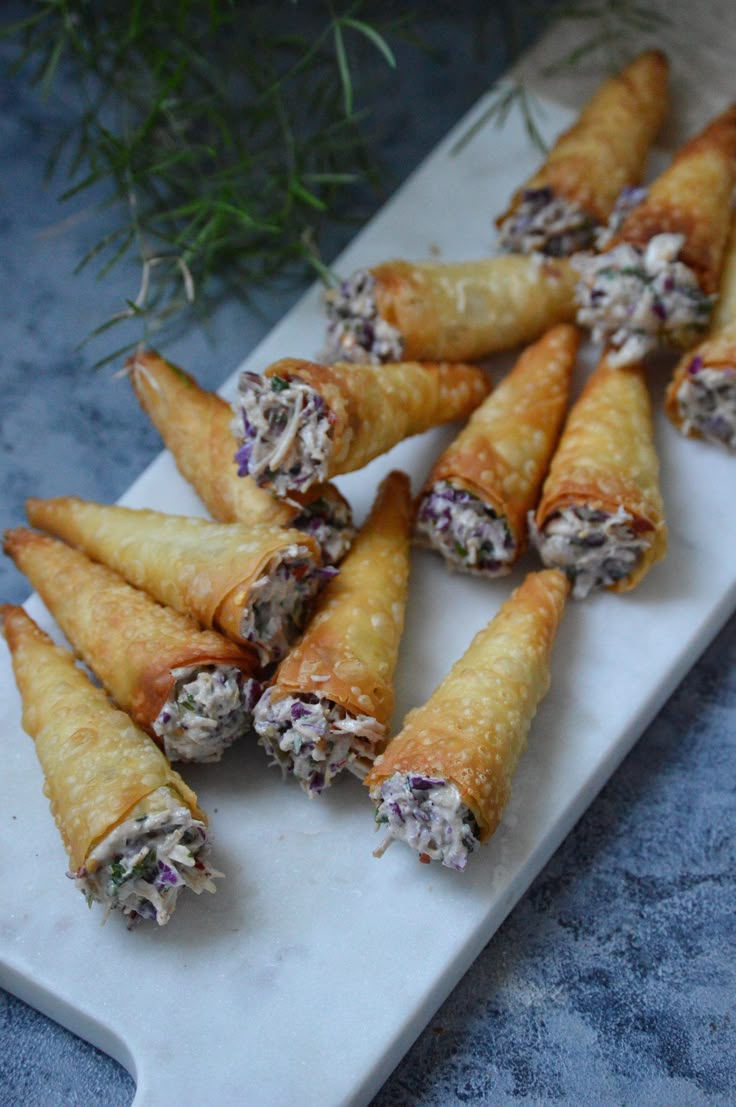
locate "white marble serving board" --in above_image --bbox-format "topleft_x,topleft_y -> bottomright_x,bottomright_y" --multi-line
2,55 -> 736,1107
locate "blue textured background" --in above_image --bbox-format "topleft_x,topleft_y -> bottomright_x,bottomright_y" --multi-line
1,4 -> 734,1104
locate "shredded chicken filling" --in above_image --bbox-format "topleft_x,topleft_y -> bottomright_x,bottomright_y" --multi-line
323,269 -> 404,364
240,545 -> 334,666
75,787 -> 220,927
254,688 -> 384,795
676,362 -> 736,451
291,495 -> 355,565
530,504 -> 651,599
372,773 -> 480,871
497,187 -> 598,257
574,233 -> 713,366
153,665 -> 260,763
415,480 -> 516,576
234,371 -> 334,496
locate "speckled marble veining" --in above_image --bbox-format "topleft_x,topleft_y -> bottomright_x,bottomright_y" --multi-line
1,3 -> 735,1106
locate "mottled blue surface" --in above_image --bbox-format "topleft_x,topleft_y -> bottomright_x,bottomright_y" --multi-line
1,4 -> 735,1106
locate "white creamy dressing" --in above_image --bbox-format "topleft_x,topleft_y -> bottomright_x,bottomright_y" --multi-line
75,787 -> 219,927
574,234 -> 713,365
240,544 -> 324,665
323,269 -> 404,364
372,773 -> 480,871
676,365 -> 736,451
415,480 -> 516,576
235,373 -> 333,496
530,504 -> 650,598
153,664 -> 257,762
254,688 -> 384,794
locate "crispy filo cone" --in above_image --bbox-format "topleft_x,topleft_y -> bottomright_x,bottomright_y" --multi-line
612,104 -> 736,294
496,50 -> 669,252
4,528 -> 260,762
1,604 -> 219,925
531,352 -> 667,598
665,219 -> 736,450
575,104 -> 736,364
415,324 -> 579,576
323,255 -> 577,364
128,349 -> 353,563
234,356 -> 491,496
253,470 -> 412,794
25,496 -> 323,665
365,568 -> 569,870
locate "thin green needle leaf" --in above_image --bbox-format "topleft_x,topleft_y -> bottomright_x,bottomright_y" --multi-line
340,17 -> 397,67
333,22 -> 353,117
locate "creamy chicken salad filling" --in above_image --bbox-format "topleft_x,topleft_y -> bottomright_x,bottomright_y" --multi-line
153,664 -> 260,763
240,545 -> 336,666
574,233 -> 713,365
254,688 -> 384,795
530,504 -> 650,599
415,481 -> 516,576
372,773 -> 480,871
323,269 -> 405,364
75,787 -> 220,927
234,371 -> 334,496
291,495 -> 355,565
497,187 -> 598,257
675,359 -> 736,451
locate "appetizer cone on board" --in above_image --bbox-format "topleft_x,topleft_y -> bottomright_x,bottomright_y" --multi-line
0,604 -> 220,926
254,470 -> 413,795
496,50 -> 669,256
575,103 -> 736,365
4,528 -> 261,763
665,219 -> 736,451
25,497 -> 328,666
530,351 -> 667,597
365,569 -> 569,871
128,349 -> 354,564
414,324 -> 579,576
234,356 -> 490,496
323,255 -> 577,364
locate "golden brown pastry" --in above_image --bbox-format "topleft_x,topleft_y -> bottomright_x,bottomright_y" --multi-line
665,218 -> 736,451
4,527 -> 261,762
253,470 -> 413,794
415,324 -> 578,575
497,50 -> 669,255
365,569 -> 569,870
323,255 -> 577,363
1,604 -> 219,926
25,496 -> 325,665
530,351 -> 667,596
575,104 -> 736,364
233,356 -> 490,496
128,349 -> 354,563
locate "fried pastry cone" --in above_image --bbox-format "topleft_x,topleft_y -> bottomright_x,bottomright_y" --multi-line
1,604 -> 220,926
128,349 -> 354,564
365,569 -> 569,870
323,255 -> 577,364
665,219 -> 736,451
253,470 -> 412,795
25,496 -> 328,666
575,103 -> 736,365
530,352 -> 667,597
415,324 -> 578,576
4,528 -> 261,763
234,356 -> 490,496
497,50 -> 669,256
